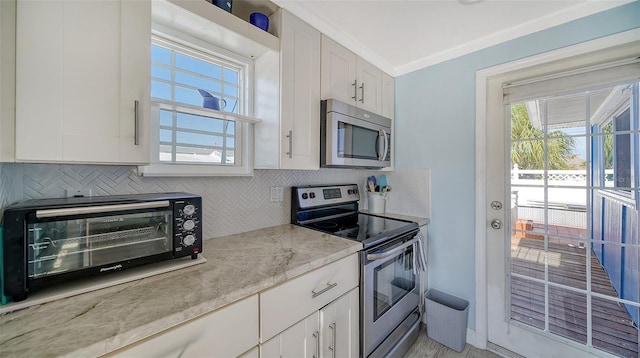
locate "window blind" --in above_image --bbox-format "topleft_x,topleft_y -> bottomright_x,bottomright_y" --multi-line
503,57 -> 640,104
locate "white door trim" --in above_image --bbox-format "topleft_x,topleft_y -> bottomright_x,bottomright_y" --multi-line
474,28 -> 640,350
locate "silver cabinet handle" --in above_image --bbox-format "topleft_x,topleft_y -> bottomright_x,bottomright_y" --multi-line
286,130 -> 292,158
352,80 -> 357,101
329,322 -> 336,358
359,82 -> 365,103
311,282 -> 337,298
134,100 -> 140,145
313,331 -> 320,358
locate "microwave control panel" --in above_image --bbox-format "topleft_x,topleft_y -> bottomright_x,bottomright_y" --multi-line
173,198 -> 203,259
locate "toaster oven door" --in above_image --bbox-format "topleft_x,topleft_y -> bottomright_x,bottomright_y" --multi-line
27,205 -> 173,280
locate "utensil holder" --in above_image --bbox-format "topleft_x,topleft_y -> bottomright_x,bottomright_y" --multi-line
367,194 -> 386,214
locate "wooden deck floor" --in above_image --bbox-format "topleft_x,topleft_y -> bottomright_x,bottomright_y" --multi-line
511,235 -> 639,357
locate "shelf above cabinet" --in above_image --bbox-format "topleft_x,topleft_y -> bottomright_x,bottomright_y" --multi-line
153,0 -> 279,59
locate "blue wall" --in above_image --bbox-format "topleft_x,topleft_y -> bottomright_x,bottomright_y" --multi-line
395,1 -> 640,329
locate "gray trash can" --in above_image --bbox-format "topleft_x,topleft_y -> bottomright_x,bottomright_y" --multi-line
424,289 -> 469,352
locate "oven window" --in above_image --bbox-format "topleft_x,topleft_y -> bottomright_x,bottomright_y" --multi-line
373,245 -> 416,320
27,211 -> 173,279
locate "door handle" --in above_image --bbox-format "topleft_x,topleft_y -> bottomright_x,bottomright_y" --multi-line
286,130 -> 292,158
352,80 -> 358,101
312,282 -> 338,298
491,219 -> 503,230
367,238 -> 417,261
378,129 -> 388,161
134,100 -> 140,145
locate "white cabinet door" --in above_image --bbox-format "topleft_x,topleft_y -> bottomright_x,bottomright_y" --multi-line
15,0 -> 150,164
109,295 -> 258,358
355,57 -> 382,114
279,10 -> 320,170
320,288 -> 359,358
321,35 -> 386,116
320,35 -> 358,106
261,312 -> 320,358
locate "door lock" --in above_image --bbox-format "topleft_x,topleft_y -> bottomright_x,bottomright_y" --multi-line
491,219 -> 503,230
491,201 -> 503,210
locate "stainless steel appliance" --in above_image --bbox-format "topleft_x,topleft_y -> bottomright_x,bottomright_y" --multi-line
1,192 -> 202,303
321,99 -> 391,169
292,184 -> 421,358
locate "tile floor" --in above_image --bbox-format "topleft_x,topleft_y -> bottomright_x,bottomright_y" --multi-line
404,326 -> 499,358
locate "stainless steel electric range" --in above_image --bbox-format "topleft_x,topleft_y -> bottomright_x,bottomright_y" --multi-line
292,184 -> 422,358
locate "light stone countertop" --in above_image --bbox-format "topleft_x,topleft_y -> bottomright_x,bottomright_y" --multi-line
0,224 -> 362,358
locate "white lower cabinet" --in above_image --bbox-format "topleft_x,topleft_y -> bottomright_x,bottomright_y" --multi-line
261,311 -> 320,358
108,294 -> 258,358
320,288 -> 359,358
261,288 -> 359,358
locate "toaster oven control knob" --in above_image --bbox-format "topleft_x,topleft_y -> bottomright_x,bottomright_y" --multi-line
182,234 -> 196,247
183,220 -> 195,231
183,204 -> 196,216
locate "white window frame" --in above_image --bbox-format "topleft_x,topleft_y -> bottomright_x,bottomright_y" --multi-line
139,29 -> 257,177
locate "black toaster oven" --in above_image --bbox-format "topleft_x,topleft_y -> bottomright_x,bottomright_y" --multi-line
1,192 -> 202,303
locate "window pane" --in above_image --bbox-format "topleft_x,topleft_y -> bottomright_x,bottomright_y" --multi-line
175,71 -> 221,93
176,112 -> 224,133
151,81 -> 171,100
225,99 -> 238,113
226,121 -> 235,135
548,286 -> 587,344
510,277 -> 545,330
152,65 -> 171,80
511,102 -> 542,140
226,150 -> 235,164
174,86 -> 202,107
224,85 -> 238,97
545,92 -> 587,136
176,131 -> 224,147
159,129 -> 172,142
175,53 -> 221,79
159,110 -> 172,126
175,146 -> 221,163
151,45 -> 171,65
224,68 -> 238,85
159,144 -> 172,162
226,137 -> 234,147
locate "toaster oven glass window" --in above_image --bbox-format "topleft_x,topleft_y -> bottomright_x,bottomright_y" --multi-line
27,211 -> 173,279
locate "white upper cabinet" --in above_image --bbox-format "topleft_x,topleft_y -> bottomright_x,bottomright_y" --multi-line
321,35 -> 386,116
254,9 -> 320,170
15,0 -> 150,164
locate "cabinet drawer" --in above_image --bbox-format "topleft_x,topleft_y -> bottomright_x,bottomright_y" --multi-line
109,294 -> 258,358
260,253 -> 358,342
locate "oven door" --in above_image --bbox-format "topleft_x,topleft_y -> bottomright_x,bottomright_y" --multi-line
323,111 -> 391,168
362,235 -> 420,356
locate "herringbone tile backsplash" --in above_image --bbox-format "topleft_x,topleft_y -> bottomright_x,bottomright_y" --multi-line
0,163 -> 429,239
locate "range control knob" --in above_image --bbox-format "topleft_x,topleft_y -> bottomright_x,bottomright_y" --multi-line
183,220 -> 195,231
302,193 -> 309,200
309,192 -> 316,199
347,189 -> 352,195
354,189 -> 359,195
183,204 -> 196,216
183,234 -> 196,246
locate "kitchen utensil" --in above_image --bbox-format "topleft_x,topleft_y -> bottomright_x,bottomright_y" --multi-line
379,175 -> 387,190
368,179 -> 375,192
250,12 -> 269,31
197,89 -> 227,110
369,176 -> 377,187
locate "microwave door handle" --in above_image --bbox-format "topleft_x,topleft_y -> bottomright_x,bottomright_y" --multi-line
377,129 -> 388,161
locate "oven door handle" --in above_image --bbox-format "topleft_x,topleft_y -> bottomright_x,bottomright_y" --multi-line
366,238 -> 417,262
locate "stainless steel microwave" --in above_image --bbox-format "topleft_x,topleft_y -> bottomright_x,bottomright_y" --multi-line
321,99 -> 391,169
1,192 -> 202,303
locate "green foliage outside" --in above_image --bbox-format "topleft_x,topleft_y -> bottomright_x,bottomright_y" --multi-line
510,103 -> 577,170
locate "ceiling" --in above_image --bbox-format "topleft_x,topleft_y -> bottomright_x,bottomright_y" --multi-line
270,0 -> 631,76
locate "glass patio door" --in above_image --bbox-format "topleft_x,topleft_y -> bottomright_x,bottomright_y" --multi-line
486,59 -> 639,357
